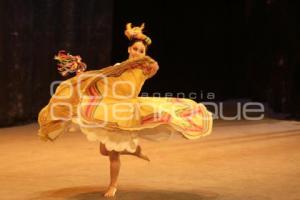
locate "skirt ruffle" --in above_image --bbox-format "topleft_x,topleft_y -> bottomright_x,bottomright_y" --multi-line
79,124 -> 180,153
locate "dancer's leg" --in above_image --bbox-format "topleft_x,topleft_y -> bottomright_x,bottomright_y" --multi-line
99,142 -> 108,156
100,142 -> 150,161
119,145 -> 150,161
104,150 -> 120,198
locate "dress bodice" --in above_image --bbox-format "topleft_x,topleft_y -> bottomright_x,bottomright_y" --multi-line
96,67 -> 147,100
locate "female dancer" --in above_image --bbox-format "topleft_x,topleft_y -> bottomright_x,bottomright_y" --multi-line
38,23 -> 213,198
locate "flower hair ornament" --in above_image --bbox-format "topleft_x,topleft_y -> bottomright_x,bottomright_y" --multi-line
54,50 -> 87,76
124,23 -> 152,46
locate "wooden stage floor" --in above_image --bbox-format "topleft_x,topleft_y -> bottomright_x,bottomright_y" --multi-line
0,119 -> 299,200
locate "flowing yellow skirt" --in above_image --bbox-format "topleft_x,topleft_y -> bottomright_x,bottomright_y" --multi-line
38,56 -> 213,152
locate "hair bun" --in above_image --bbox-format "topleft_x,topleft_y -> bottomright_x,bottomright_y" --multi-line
124,23 -> 152,46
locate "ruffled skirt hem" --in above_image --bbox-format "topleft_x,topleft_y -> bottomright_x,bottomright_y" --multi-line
79,124 -> 181,153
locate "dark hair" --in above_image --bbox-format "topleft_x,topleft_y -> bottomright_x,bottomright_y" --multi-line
128,38 -> 148,48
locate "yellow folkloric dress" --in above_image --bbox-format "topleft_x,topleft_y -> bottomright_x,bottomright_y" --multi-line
38,56 -> 213,152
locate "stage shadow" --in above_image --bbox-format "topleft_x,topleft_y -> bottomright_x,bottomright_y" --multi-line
70,190 -> 217,200
34,185 -> 219,200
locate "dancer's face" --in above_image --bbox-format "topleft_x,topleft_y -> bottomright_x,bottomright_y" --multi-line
128,41 -> 146,58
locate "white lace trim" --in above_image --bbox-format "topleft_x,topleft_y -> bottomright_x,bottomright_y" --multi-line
78,124 -> 179,153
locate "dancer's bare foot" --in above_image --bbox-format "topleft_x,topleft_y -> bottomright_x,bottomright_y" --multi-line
135,146 -> 150,161
103,185 -> 117,198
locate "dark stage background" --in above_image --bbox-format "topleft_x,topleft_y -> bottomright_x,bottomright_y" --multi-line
0,0 -> 299,126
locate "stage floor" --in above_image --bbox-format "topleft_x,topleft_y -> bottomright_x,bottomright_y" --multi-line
0,119 -> 299,200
